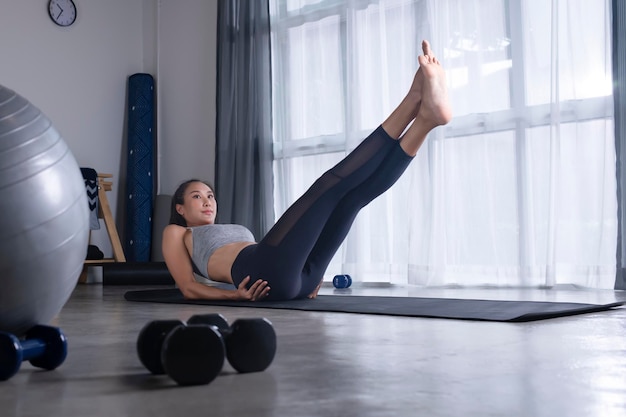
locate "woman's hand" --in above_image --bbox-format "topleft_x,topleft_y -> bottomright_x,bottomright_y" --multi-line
236,276 -> 270,301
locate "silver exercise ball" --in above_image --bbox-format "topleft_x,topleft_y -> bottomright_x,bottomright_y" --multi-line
0,84 -> 89,335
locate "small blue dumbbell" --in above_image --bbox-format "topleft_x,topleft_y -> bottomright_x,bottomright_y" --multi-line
0,325 -> 68,381
332,274 -> 352,289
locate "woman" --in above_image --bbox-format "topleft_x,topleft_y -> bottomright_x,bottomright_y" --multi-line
162,40 -> 452,301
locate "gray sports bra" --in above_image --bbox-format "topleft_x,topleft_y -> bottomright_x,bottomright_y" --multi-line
189,224 -> 255,278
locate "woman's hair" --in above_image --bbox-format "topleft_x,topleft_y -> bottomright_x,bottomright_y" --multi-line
169,179 -> 215,226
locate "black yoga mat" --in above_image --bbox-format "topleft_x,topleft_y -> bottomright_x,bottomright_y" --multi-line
124,288 -> 624,322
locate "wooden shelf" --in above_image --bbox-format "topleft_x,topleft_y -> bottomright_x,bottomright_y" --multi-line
84,259 -> 118,265
80,173 -> 126,283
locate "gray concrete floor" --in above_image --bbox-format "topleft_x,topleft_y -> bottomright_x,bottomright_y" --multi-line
2,283 -> 626,417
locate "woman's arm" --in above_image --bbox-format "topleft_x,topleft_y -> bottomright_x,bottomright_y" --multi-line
162,225 -> 269,300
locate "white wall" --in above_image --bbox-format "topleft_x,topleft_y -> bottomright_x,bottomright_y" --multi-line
0,0 -> 217,258
157,0 -> 218,195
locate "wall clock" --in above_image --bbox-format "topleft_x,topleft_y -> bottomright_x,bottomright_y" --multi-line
48,0 -> 77,27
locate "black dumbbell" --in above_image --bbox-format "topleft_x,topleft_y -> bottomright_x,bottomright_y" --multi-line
333,274 -> 352,289
186,314 -> 277,374
136,319 -> 185,375
136,313 -> 277,386
0,325 -> 68,381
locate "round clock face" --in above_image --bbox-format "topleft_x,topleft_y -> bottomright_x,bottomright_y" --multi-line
48,0 -> 77,27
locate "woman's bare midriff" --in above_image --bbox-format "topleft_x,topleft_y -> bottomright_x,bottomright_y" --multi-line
206,241 -> 256,284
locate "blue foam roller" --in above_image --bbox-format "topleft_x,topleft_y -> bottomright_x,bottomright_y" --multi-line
125,73 -> 155,262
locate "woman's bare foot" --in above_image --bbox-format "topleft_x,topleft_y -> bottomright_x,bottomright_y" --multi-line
398,40 -> 452,156
382,40 -> 451,143
415,40 -> 452,128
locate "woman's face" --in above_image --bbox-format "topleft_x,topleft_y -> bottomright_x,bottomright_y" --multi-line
176,181 -> 217,226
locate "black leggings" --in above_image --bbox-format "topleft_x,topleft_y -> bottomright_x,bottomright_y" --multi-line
231,125 -> 413,300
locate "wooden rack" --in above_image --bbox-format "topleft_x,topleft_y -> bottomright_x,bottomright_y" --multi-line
79,173 -> 126,283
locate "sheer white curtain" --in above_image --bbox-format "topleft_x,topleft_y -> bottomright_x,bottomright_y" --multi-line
269,0 -> 617,288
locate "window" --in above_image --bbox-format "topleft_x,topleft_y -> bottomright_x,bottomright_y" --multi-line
269,0 -> 616,287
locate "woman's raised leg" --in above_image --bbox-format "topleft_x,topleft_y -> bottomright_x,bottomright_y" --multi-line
300,41 -> 452,296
